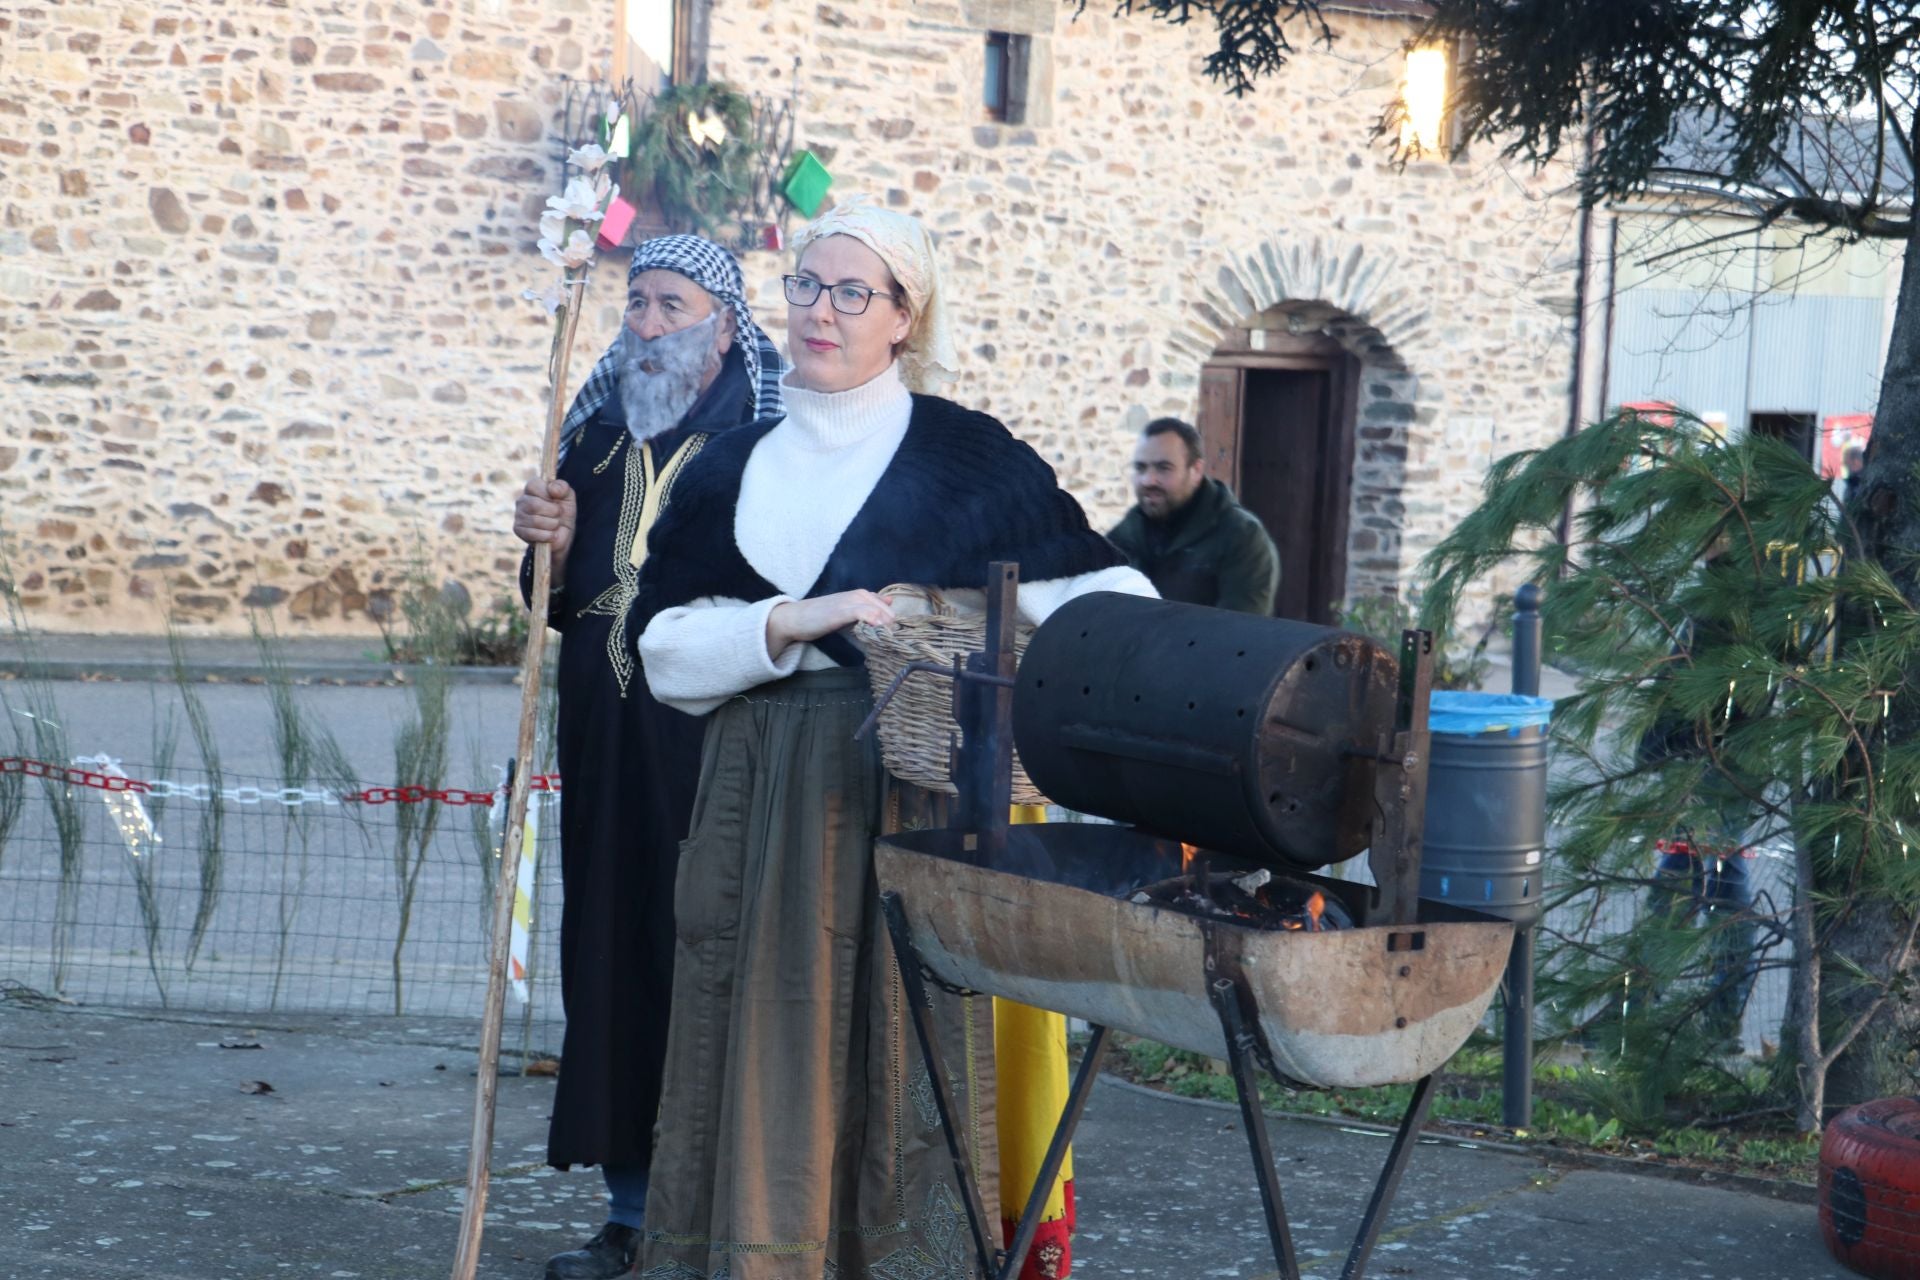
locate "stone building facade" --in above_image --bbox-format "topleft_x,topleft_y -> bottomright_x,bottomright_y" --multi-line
0,0 -> 1581,634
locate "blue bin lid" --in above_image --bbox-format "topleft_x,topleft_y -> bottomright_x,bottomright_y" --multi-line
1428,691 -> 1553,736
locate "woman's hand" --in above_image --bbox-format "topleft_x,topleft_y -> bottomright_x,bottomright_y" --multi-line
766,590 -> 895,658
513,478 -> 576,586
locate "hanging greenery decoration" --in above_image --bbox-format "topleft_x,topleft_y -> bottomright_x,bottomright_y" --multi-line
625,81 -> 759,240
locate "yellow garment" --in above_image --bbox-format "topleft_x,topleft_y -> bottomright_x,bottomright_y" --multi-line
629,435 -> 702,569
578,432 -> 706,698
994,804 -> 1073,1225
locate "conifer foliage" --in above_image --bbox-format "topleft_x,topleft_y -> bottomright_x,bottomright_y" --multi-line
1114,0 -> 1920,1133
1421,412 -> 1920,1131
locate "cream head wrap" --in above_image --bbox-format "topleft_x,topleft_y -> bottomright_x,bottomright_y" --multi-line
791,197 -> 959,393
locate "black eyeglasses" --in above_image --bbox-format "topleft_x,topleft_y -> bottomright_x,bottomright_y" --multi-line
782,275 -> 902,316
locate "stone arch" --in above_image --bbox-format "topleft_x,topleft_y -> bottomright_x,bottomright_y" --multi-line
1166,235 -> 1433,608
1167,235 -> 1432,368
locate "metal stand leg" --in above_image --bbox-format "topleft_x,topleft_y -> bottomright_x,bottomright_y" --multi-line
1209,977 -> 1301,1280
1339,1072 -> 1439,1280
1501,926 -> 1534,1128
998,1024 -> 1110,1280
880,892 -> 1001,1280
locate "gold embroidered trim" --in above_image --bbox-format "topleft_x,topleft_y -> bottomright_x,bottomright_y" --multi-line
590,429 -> 628,476
578,432 -> 706,697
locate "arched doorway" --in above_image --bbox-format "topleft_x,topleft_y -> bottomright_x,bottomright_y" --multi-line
1168,238 -> 1431,624
1198,325 -> 1358,624
1196,304 -> 1414,624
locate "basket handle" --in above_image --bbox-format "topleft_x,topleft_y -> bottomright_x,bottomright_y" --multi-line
879,582 -> 955,619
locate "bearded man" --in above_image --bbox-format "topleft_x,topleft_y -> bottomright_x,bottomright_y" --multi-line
512,235 -> 783,1280
1108,417 -> 1279,616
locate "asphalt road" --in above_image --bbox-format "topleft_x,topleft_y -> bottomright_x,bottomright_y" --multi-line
1,674 -> 529,787
0,1003 -> 1846,1280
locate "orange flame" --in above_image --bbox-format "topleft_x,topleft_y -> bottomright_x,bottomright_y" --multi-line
1306,892 -> 1326,932
1181,843 -> 1200,873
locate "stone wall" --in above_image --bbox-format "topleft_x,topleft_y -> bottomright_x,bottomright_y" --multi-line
0,0 -> 613,632
714,0 -> 1582,620
0,0 -> 1580,634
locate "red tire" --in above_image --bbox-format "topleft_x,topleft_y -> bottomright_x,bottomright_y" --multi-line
1821,1097 -> 1920,1278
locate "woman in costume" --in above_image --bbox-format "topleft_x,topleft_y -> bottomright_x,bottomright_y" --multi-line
631,199 -> 1153,1280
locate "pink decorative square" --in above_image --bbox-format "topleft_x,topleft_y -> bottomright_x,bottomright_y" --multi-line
597,193 -> 638,249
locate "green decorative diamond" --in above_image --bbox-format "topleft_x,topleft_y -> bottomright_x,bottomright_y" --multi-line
780,150 -> 834,217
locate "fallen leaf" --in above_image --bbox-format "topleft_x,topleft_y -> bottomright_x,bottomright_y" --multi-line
217,1038 -> 262,1051
240,1080 -> 274,1096
523,1057 -> 560,1078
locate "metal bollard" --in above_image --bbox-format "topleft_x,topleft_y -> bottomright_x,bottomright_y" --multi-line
1504,582 -> 1543,1128
1512,582 -> 1543,697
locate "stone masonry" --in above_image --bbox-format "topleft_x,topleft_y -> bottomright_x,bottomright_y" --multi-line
0,0 -> 1580,634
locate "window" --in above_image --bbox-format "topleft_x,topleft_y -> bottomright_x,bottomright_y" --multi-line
1399,43 -> 1451,156
983,31 -> 1033,125
618,0 -> 699,89
984,32 -> 1011,120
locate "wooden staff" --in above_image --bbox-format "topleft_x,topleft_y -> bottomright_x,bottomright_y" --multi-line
451,270 -> 592,1280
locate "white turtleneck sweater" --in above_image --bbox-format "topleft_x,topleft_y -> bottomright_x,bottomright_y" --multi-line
639,363 -> 1155,716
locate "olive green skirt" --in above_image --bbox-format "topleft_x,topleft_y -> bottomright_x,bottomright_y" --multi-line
641,667 -> 999,1280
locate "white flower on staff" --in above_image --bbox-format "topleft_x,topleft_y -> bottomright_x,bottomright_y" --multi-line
545,176 -> 606,224
521,284 -> 565,314
539,228 -> 596,270
539,211 -> 569,247
568,142 -> 611,174
593,170 -> 614,206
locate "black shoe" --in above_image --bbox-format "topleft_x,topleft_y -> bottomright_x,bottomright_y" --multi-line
544,1223 -> 640,1279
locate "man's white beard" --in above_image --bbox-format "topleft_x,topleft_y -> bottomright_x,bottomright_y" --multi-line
618,313 -> 722,442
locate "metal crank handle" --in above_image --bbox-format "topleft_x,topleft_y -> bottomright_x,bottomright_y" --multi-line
852,658 -> 1016,742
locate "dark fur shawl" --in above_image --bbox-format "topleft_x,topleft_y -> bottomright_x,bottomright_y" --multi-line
634,393 -> 1125,664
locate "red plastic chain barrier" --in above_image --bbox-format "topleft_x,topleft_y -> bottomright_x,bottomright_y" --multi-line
0,756 -> 560,805
0,756 -> 152,794
1653,837 -> 1757,860
340,776 -> 562,806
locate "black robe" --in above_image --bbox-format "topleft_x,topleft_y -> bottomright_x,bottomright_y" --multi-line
634,392 -> 1128,655
521,347 -> 755,1170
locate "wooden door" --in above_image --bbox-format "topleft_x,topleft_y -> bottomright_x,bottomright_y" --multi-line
1195,364 -> 1243,484
1197,346 -> 1358,624
1241,369 -> 1331,620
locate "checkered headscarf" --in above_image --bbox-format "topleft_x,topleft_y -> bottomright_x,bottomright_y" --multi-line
557,235 -> 785,463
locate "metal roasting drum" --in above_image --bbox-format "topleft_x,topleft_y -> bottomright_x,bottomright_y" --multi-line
867,578 -> 1520,1280
1010,593 -> 1398,871
871,588 -> 1513,1089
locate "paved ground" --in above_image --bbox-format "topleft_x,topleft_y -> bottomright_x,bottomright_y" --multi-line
0,634 -> 1582,697
0,643 -> 527,782
0,1002 -> 1842,1280
0,632 -> 518,686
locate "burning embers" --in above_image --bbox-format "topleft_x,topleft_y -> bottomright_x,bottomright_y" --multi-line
1133,847 -> 1352,931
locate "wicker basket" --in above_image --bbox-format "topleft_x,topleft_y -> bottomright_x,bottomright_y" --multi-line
856,584 -> 1045,804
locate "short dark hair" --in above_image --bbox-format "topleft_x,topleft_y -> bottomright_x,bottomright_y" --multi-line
1142,417 -> 1202,464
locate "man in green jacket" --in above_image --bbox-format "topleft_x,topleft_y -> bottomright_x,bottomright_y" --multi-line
1107,417 -> 1281,615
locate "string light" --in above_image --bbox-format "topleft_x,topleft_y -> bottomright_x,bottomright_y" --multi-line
1621,972 -> 1631,1056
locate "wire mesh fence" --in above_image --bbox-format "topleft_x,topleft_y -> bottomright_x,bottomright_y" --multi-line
1537,837 -> 1794,1058
0,756 -> 565,1057
0,749 -> 1801,1068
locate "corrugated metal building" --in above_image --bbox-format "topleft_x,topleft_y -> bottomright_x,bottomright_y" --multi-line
1603,212 -> 1903,468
